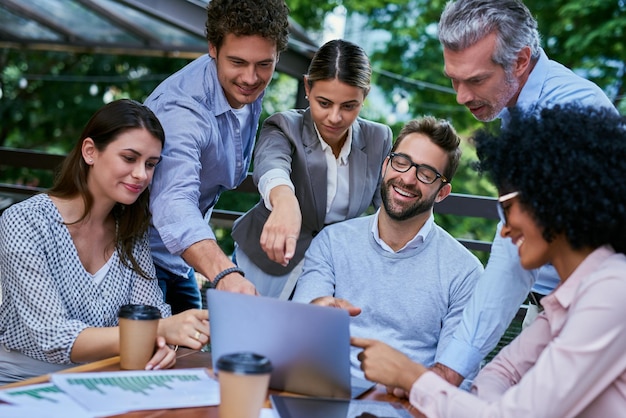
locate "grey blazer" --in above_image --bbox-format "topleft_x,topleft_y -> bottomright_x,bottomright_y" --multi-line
232,108 -> 393,275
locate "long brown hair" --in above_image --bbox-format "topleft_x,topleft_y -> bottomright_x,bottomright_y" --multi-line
49,99 -> 165,278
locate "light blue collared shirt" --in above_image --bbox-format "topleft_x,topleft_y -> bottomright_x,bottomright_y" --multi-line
439,48 -> 619,378
145,55 -> 262,277
371,209 -> 433,253
498,48 -> 617,125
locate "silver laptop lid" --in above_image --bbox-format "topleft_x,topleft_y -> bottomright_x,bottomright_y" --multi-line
207,289 -> 352,398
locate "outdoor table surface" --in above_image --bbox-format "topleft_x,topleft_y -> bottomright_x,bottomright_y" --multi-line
0,347 -> 423,417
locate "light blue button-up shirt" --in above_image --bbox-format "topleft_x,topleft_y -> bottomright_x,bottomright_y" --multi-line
439,48 -> 619,378
145,55 -> 262,277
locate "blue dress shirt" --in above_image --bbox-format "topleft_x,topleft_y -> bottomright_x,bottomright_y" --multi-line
145,55 -> 262,278
438,48 -> 619,378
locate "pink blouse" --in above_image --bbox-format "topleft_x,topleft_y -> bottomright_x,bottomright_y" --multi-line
409,245 -> 626,417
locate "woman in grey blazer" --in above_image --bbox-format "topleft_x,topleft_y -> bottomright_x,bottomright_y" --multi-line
232,39 -> 393,298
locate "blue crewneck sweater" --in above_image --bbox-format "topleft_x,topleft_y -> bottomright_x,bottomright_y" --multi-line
293,213 -> 484,381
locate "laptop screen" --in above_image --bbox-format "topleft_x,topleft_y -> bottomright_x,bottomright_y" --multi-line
207,289 -> 353,398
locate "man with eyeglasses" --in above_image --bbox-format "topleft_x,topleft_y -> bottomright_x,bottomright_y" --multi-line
292,116 -> 484,386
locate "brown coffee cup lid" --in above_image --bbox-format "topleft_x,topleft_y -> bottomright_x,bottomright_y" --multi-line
118,304 -> 161,320
216,352 -> 272,374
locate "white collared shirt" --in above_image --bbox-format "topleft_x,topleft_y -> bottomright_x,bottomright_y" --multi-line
315,123 -> 352,224
259,124 -> 353,225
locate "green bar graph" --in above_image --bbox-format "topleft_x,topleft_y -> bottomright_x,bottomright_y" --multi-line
66,373 -> 203,396
8,385 -> 63,403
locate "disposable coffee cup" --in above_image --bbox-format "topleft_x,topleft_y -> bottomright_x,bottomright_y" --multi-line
216,352 -> 273,418
118,304 -> 161,370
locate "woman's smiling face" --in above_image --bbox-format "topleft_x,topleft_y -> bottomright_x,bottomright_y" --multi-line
499,196 -> 553,270
84,127 -> 162,207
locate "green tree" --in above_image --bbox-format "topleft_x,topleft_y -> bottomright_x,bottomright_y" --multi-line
0,49 -> 190,153
531,0 -> 626,113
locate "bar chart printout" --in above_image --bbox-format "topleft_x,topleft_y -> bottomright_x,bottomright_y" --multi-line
51,368 -> 219,414
0,383 -> 94,418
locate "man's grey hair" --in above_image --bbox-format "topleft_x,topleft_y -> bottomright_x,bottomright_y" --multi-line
438,0 -> 541,73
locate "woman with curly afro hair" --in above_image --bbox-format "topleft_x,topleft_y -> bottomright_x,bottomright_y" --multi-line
351,104 -> 626,417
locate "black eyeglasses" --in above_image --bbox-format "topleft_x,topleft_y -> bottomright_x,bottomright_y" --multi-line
497,191 -> 520,226
388,152 -> 448,185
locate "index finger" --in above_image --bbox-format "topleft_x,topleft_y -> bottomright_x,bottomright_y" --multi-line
284,234 -> 297,261
351,336 -> 374,348
190,308 -> 208,321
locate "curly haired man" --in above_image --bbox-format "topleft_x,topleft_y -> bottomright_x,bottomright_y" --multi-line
145,0 -> 290,313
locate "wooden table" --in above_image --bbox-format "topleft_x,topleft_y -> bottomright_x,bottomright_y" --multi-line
1,348 -> 422,417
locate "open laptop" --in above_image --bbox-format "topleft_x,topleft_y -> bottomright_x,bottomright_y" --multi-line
206,289 -> 375,399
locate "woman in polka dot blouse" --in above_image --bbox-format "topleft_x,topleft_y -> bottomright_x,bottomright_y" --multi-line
0,99 -> 209,385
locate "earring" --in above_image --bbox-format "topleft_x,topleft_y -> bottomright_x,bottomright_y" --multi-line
88,159 -> 93,164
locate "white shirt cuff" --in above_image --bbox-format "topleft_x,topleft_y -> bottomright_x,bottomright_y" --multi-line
258,169 -> 294,211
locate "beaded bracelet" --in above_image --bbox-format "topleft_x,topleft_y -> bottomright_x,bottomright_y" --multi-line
211,267 -> 245,289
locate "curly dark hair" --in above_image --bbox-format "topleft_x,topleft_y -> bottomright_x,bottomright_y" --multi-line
205,0 -> 290,52
473,104 -> 626,253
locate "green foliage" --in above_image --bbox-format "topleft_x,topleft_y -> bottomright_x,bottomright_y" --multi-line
260,72 -> 300,120
0,49 -> 190,151
284,0 -> 338,31
529,0 -> 625,109
3,0 -> 624,257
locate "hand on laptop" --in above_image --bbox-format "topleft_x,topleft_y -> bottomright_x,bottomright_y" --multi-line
310,296 -> 362,316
